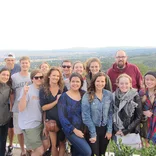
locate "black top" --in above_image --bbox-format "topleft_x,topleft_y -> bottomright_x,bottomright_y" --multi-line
39,87 -> 67,127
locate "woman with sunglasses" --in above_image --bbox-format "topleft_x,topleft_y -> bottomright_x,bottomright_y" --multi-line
39,67 -> 67,156
18,69 -> 47,155
85,58 -> 112,91
0,68 -> 12,156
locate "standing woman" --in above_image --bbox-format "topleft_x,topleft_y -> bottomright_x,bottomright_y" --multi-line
73,61 -> 87,91
0,68 -> 11,155
113,74 -> 142,144
139,71 -> 156,145
85,58 -> 112,91
81,72 -> 113,156
39,67 -> 67,156
58,73 -> 91,156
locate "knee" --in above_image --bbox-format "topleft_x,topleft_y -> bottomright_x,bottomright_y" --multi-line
84,146 -> 92,156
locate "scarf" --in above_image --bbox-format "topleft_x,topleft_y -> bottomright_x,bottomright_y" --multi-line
113,88 -> 138,130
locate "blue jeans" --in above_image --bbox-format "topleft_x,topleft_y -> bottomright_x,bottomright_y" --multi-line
0,123 -> 9,156
66,133 -> 91,156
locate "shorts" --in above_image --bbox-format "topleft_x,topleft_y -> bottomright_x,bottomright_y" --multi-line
13,113 -> 23,134
8,116 -> 14,128
22,124 -> 44,150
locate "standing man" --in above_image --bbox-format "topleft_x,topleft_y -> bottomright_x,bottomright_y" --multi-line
11,56 -> 31,156
3,53 -> 21,156
61,60 -> 72,90
107,50 -> 143,92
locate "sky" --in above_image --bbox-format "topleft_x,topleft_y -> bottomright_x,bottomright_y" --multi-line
0,0 -> 156,51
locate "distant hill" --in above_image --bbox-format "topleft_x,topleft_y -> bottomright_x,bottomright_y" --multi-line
0,47 -> 156,58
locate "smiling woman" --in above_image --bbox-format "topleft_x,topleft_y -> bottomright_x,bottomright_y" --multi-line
0,68 -> 11,155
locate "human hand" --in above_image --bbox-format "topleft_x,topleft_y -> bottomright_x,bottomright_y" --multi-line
89,137 -> 96,143
43,127 -> 49,137
105,132 -> 112,140
23,82 -> 29,95
143,110 -> 153,117
116,130 -> 124,136
73,128 -> 84,138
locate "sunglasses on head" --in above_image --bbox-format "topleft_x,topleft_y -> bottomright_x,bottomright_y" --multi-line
33,76 -> 44,80
62,65 -> 71,68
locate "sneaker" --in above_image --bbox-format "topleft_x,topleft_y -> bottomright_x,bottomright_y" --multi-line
6,146 -> 13,156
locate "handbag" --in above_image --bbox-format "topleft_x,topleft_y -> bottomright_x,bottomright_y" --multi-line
116,133 -> 142,149
45,119 -> 59,132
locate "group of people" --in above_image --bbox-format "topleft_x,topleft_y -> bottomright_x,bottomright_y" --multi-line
0,50 -> 155,156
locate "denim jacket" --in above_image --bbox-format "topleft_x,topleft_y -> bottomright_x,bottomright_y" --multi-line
81,89 -> 113,138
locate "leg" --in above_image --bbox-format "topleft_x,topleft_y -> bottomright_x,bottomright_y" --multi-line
6,117 -> 14,156
13,113 -> 26,155
66,133 -> 91,156
31,145 -> 44,156
17,133 -> 26,154
58,141 -> 65,156
99,126 -> 109,155
0,123 -> 9,156
49,132 -> 59,156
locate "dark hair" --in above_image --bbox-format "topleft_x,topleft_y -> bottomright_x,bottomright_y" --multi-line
69,72 -> 84,89
43,66 -> 64,95
0,67 -> 12,87
61,60 -> 72,66
88,72 -> 106,102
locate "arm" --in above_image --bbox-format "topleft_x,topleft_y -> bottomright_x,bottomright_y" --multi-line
18,84 -> 29,112
39,88 -> 60,111
9,91 -> 14,111
81,93 -> 96,138
106,96 -> 113,133
58,94 -> 75,135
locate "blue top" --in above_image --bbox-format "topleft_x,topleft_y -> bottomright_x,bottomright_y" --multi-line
81,89 -> 113,138
10,64 -> 21,75
58,92 -> 85,136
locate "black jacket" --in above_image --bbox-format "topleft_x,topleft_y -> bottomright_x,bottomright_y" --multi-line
113,94 -> 142,135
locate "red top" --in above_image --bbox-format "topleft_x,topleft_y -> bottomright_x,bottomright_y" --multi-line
107,62 -> 143,92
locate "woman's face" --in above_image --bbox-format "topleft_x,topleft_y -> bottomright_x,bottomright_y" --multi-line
89,61 -> 100,75
49,70 -> 60,85
73,62 -> 84,75
40,63 -> 50,73
144,75 -> 156,89
0,70 -> 10,83
70,76 -> 81,91
95,76 -> 106,92
118,77 -> 131,93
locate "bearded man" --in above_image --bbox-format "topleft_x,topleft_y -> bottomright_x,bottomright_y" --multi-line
107,50 -> 142,92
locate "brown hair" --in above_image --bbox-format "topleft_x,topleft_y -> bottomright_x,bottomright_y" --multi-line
39,62 -> 50,69
43,66 -> 64,96
30,69 -> 43,80
88,72 -> 106,102
19,56 -> 30,63
0,67 -> 11,87
85,57 -> 101,75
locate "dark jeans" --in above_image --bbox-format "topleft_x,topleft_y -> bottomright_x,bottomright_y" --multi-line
66,133 -> 91,156
0,123 -> 9,156
89,126 -> 109,156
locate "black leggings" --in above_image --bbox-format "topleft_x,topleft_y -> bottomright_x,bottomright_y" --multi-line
89,126 -> 109,156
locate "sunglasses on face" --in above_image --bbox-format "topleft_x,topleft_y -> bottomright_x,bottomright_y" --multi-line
33,76 -> 44,80
62,65 -> 71,68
